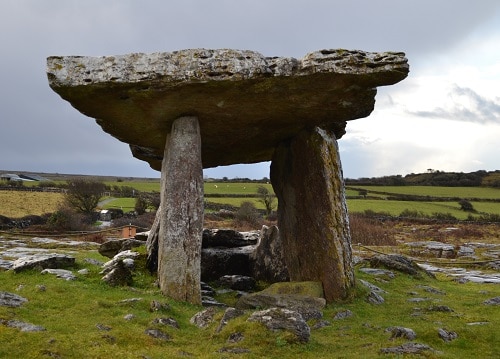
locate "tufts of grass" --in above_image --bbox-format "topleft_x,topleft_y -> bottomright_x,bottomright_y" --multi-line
1,250 -> 499,359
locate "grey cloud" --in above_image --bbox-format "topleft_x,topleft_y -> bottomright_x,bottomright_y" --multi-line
1,1 -> 500,178
409,85 -> 500,124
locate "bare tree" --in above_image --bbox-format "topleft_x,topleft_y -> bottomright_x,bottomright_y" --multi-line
256,185 -> 276,216
65,179 -> 106,214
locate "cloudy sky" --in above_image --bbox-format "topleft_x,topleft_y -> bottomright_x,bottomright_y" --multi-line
1,1 -> 499,179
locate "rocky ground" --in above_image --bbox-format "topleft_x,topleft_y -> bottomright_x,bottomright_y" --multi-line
1,220 -> 499,357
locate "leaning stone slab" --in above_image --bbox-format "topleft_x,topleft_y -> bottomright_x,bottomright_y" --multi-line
11,254 -> 75,273
0,291 -> 28,307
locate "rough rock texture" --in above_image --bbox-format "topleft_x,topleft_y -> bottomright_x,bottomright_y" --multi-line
158,116 -> 204,304
250,225 -> 289,283
0,291 -> 28,307
11,254 -> 75,273
271,127 -> 354,302
247,308 -> 310,343
47,48 -> 409,170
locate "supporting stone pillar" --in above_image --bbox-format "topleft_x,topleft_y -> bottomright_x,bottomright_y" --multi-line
270,126 -> 354,303
157,116 -> 204,304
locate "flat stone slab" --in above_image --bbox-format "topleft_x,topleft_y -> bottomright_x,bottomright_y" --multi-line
11,254 -> 75,273
0,291 -> 28,307
47,48 -> 408,170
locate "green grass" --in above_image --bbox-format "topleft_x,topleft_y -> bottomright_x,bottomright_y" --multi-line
1,244 -> 498,358
350,186 -> 500,199
346,199 -> 471,219
204,182 -> 273,195
101,197 -> 136,212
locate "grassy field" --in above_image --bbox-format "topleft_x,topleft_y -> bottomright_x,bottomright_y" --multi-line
2,183 -> 500,220
0,243 -> 498,358
0,191 -> 64,217
349,185 -> 500,199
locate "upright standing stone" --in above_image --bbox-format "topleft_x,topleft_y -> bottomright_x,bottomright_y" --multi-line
270,127 -> 354,302
158,116 -> 204,304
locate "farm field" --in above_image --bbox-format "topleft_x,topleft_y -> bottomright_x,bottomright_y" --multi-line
348,185 -> 500,199
2,183 -> 500,221
0,191 -> 64,217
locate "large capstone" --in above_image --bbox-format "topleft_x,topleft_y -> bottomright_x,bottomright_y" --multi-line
47,48 -> 408,170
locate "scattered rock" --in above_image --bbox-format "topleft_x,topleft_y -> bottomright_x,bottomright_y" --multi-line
359,268 -> 395,279
144,328 -> 171,341
416,285 -> 445,295
1,319 -> 45,332
215,307 -> 245,333
457,246 -> 475,257
438,328 -> 458,342
380,342 -> 435,355
150,300 -> 170,312
359,279 -> 387,293
96,323 -> 112,331
41,268 -> 76,281
190,307 -> 217,328
484,296 -> 500,306
386,326 -> 417,340
124,314 -> 135,321
369,254 -> 429,277
217,275 -> 256,291
101,259 -> 133,286
98,239 -> 125,258
333,309 -> 354,320
11,254 -> 75,273
407,297 -> 431,303
153,317 -> 179,329
248,308 -> 310,343
311,320 -> 332,330
0,291 -> 28,307
427,305 -> 454,312
366,291 -> 385,305
236,281 -> 326,311
227,331 -> 244,343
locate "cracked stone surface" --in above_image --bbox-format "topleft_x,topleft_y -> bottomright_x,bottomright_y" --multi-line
47,48 -> 408,170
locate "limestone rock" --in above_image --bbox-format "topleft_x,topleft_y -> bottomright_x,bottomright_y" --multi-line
190,307 -> 217,329
438,328 -> 458,342
41,268 -> 76,281
250,225 -> 289,283
202,229 -> 258,248
0,291 -> 28,307
236,282 -> 326,312
247,308 -> 310,343
386,326 -> 417,340
271,127 -> 354,302
11,254 -> 75,273
47,48 -> 408,170
1,319 -> 45,332
484,296 -> 500,305
215,307 -> 245,334
99,238 -> 144,259
369,254 -> 430,277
